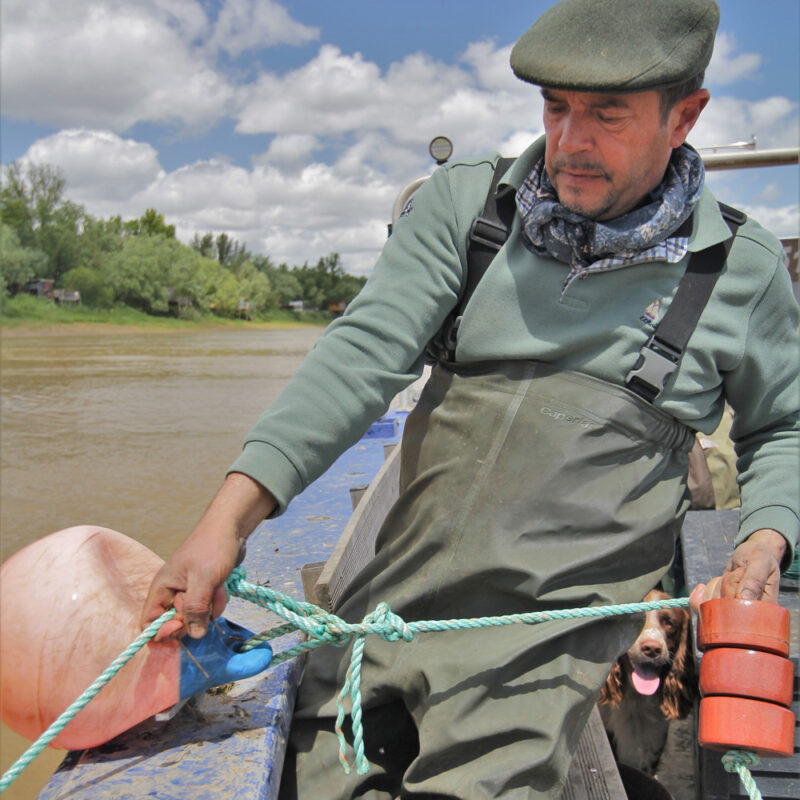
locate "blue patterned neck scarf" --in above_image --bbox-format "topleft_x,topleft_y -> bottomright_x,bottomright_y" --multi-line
516,144 -> 705,283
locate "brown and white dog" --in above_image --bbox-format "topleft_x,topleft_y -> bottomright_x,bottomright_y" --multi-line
598,589 -> 698,775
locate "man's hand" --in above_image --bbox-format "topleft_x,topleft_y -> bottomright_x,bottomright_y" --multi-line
141,473 -> 277,640
690,528 -> 787,612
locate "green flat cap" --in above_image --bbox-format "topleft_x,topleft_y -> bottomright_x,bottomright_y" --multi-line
511,0 -> 719,92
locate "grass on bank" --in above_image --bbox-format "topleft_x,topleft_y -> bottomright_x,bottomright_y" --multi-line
0,294 -> 332,329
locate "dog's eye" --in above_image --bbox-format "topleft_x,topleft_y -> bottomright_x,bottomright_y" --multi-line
660,615 -> 675,629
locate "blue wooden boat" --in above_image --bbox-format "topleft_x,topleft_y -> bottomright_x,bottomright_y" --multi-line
35,406 -> 634,799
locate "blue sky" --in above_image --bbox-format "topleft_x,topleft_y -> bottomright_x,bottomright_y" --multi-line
1,0 -> 798,274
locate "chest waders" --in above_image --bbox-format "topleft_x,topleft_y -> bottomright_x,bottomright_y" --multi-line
281,167 -> 744,799
282,362 -> 695,800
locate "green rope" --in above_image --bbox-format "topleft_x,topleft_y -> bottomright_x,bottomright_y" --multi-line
722,750 -> 763,800
0,569 -> 772,794
0,609 -> 176,795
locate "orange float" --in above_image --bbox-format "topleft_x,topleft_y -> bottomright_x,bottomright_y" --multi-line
697,597 -> 795,758
0,526 -> 272,750
696,596 -> 790,656
699,648 -> 794,708
698,696 -> 795,757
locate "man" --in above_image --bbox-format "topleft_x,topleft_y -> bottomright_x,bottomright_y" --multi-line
143,1 -> 799,797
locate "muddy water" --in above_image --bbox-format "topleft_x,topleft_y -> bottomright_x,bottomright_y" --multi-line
0,324 -> 322,799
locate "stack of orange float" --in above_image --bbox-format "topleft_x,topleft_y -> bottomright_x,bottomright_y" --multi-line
697,597 -> 795,757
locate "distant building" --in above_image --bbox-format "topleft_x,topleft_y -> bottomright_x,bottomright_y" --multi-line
166,287 -> 192,313
24,278 -> 54,297
236,298 -> 254,319
52,289 -> 81,305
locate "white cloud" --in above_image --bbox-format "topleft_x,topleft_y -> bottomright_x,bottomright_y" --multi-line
756,182 -> 784,206
1,0 -> 232,130
459,40 -> 520,92
689,95 -> 798,151
735,204 -> 799,240
22,129 -> 163,203
254,134 -> 321,170
0,0 -> 316,132
235,42 -> 541,179
208,0 -> 319,57
706,32 -> 762,87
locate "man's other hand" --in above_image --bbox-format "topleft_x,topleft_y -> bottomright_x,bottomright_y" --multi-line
690,528 -> 787,612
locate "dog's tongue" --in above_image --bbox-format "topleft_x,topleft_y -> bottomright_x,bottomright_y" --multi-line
631,670 -> 661,696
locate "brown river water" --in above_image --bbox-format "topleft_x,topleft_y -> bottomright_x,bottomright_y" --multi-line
0,324 -> 322,799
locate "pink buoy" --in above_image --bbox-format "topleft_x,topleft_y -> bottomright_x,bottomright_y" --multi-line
0,526 -> 271,750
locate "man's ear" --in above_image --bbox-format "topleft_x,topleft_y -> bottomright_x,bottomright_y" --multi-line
668,89 -> 710,148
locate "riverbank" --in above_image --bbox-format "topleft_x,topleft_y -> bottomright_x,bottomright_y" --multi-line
0,294 -> 332,331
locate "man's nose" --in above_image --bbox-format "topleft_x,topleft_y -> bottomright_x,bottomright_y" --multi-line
558,113 -> 593,153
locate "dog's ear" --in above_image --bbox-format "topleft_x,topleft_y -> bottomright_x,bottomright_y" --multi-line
599,660 -> 625,707
661,611 -> 698,720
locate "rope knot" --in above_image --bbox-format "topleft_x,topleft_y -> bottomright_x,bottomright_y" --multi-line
722,749 -> 761,773
365,602 -> 413,643
306,613 -> 351,648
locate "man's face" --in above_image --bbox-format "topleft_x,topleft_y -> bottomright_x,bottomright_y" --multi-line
542,88 -> 676,221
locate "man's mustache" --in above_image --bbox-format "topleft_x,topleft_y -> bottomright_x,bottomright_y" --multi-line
550,158 -> 610,179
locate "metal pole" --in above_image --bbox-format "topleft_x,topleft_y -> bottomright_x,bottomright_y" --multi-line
702,147 -> 799,171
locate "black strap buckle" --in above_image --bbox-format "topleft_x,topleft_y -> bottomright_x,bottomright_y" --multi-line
444,315 -> 462,358
625,336 -> 682,402
469,216 -> 508,251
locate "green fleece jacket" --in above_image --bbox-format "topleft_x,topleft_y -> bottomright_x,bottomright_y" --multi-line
231,137 -> 800,556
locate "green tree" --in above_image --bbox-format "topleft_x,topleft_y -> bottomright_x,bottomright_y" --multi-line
79,215 -> 125,273
215,233 -> 252,273
0,162 -> 85,281
238,262 -> 274,312
0,223 -> 47,296
60,265 -> 114,308
124,209 -> 176,238
265,265 -> 303,307
40,200 -> 84,282
215,232 -> 234,267
190,232 -> 216,259
107,235 -> 192,312
0,163 -> 36,246
207,269 -> 241,316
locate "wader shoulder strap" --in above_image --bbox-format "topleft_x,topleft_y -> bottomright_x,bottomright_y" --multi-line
426,156 -> 516,363
625,203 -> 747,403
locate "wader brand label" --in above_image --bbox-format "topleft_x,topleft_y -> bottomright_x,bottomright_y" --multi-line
539,406 -> 595,429
640,298 -> 662,330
